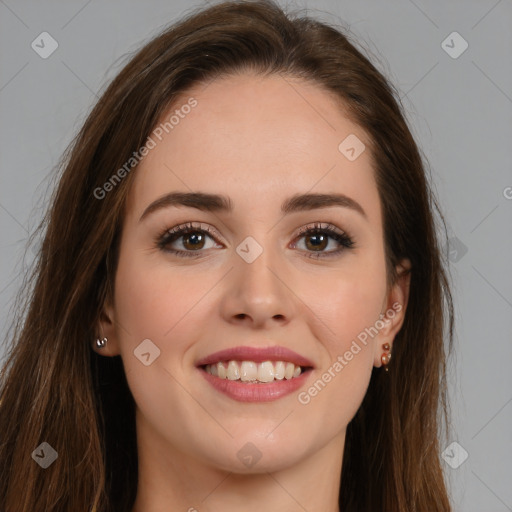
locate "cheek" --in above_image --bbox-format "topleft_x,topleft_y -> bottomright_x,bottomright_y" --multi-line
111,249 -> 213,439
113,245 -> 209,345
292,255 -> 386,421
297,274 -> 384,429
310,257 -> 387,358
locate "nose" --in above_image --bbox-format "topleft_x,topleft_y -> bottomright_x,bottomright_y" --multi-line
219,244 -> 296,329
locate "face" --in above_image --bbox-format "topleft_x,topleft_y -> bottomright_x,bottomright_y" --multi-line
97,72 -> 410,474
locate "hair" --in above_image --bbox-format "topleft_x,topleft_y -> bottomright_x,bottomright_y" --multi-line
0,1 -> 454,510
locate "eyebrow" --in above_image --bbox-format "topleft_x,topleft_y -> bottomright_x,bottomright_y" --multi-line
139,191 -> 367,222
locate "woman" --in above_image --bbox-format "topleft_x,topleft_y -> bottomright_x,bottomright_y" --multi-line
0,0 -> 454,510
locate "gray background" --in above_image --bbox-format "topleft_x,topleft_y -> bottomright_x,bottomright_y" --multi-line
1,0 -> 511,510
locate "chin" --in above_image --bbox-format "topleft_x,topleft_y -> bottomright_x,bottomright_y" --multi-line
215,450 -> 308,475
198,430 -> 316,474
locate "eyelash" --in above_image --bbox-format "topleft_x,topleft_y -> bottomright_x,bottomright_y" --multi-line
155,221 -> 355,259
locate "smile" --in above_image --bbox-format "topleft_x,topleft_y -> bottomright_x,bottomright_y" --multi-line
196,345 -> 314,402
203,360 -> 305,382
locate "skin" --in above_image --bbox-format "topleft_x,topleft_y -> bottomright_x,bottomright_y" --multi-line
95,72 -> 411,512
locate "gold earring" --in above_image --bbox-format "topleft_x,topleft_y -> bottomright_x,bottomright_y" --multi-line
381,343 -> 391,371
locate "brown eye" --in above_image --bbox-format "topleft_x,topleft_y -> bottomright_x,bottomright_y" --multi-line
293,223 -> 355,259
156,222 -> 221,258
156,221 -> 354,260
303,232 -> 329,252
180,231 -> 207,250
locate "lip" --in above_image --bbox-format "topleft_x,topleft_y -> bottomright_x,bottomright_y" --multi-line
195,345 -> 314,403
195,345 -> 314,368
199,367 -> 312,402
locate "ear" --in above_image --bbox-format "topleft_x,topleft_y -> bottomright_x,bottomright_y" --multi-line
373,258 -> 411,367
92,296 -> 121,357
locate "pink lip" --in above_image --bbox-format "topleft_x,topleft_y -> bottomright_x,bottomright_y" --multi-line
195,345 -> 314,368
195,345 -> 314,403
199,367 -> 313,402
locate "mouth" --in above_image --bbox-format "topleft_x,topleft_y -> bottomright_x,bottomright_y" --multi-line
195,346 -> 314,402
199,360 -> 313,383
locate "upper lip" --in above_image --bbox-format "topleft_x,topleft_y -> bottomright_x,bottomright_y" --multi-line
196,345 -> 314,368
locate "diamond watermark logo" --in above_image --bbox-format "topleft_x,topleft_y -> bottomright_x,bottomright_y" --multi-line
442,441 -> 469,469
441,31 -> 468,59
237,442 -> 262,468
446,236 -> 468,263
338,134 -> 365,161
31,32 -> 59,59
32,442 -> 58,469
236,236 -> 263,263
134,338 -> 161,366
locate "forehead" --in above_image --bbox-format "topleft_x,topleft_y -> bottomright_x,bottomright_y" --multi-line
126,72 -> 380,225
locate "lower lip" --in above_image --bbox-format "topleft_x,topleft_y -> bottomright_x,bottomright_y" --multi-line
198,367 -> 312,402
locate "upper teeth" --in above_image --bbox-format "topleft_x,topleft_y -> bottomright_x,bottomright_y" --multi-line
204,360 -> 302,382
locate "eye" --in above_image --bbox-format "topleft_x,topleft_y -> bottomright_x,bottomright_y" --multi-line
155,221 -> 355,259
156,222 -> 221,258
291,222 -> 355,259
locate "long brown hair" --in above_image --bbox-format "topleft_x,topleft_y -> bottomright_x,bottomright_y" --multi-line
0,1 -> 454,510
